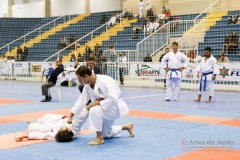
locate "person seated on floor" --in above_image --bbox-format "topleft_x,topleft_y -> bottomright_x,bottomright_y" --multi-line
228,11 -> 239,24
152,19 -> 160,32
107,13 -> 117,28
144,20 -> 153,34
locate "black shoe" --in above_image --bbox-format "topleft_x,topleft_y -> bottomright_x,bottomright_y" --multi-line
121,82 -> 124,85
49,96 -> 52,100
40,97 -> 51,102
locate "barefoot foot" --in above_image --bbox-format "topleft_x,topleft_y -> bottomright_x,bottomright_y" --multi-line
123,123 -> 135,137
205,99 -> 211,103
194,99 -> 200,102
15,137 -> 23,142
27,121 -> 32,124
87,138 -> 104,145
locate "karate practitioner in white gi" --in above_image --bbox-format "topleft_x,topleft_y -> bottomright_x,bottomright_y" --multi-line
194,47 -> 219,103
15,105 -> 95,142
138,0 -> 144,18
161,42 -> 189,101
67,65 -> 134,145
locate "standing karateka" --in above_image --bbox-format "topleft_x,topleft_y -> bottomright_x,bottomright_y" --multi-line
67,65 -> 134,145
138,0 -> 144,18
194,47 -> 219,103
161,42 -> 189,101
146,0 -> 151,13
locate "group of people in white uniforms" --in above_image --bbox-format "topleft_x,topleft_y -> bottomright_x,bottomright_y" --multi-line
16,65 -> 134,145
138,0 -> 151,18
161,42 -> 219,103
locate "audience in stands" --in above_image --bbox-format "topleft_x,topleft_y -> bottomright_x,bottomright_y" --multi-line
0,54 -> 7,62
16,46 -> 23,61
69,54 -> 76,62
77,53 -> 83,62
108,42 -> 116,62
229,31 -> 238,54
146,0 -> 151,15
100,14 -> 108,24
98,54 -> 108,75
165,9 -> 172,22
228,11 -> 239,24
143,53 -> 153,62
94,43 -> 102,54
147,8 -> 155,22
152,19 -> 160,32
123,10 -> 134,20
217,53 -> 230,63
84,45 -> 92,60
170,17 -> 181,33
57,36 -> 67,50
138,0 -> 144,18
22,46 -> 28,61
69,34 -> 77,50
7,56 -> 15,63
162,6 -> 167,14
187,50 -> 197,63
222,33 -> 231,54
144,20 -> 153,34
107,13 -> 117,28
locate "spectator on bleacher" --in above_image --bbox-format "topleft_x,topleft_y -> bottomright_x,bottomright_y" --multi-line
162,6 -> 167,14
69,54 -> 76,62
146,0 -> 151,14
7,56 -> 15,63
108,42 -> 116,62
228,11 -> 239,24
144,20 -> 153,35
73,59 -> 80,69
69,34 -> 77,50
57,36 -> 67,50
187,50 -> 197,63
229,31 -> 238,54
138,0 -> 144,18
217,53 -> 230,63
143,53 -> 152,62
40,58 -> 64,102
107,13 -> 117,28
152,19 -> 160,32
165,9 -> 172,23
117,52 -> 127,85
100,14 -> 108,24
98,54 -> 108,75
124,10 -> 134,20
222,33 -> 231,54
89,53 -> 96,61
22,46 -> 28,61
0,54 -> 7,62
77,53 -> 83,62
94,43 -> 102,54
16,46 -> 23,61
170,17 -> 180,33
147,8 -> 155,22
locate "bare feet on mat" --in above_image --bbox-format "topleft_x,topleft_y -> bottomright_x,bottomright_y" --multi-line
194,99 -> 200,102
123,123 -> 135,137
205,99 -> 211,103
27,121 -> 32,124
15,137 -> 23,142
87,137 -> 104,145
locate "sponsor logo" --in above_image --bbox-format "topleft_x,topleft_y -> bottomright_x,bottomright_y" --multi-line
219,66 -> 229,78
32,65 -> 41,72
135,64 -> 160,76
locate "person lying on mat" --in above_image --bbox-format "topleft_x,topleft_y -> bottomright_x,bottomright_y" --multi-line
15,103 -> 93,142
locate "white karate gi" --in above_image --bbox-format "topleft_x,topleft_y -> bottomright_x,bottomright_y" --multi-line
138,2 -> 144,18
196,55 -> 219,96
107,16 -> 116,27
152,22 -> 160,31
161,51 -> 189,100
27,114 -> 77,140
71,75 -> 129,138
146,0 -> 151,11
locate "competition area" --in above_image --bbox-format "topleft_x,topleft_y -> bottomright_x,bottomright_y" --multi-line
0,80 -> 240,160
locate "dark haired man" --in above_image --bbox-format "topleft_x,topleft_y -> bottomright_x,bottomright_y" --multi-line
67,66 -> 134,145
194,47 -> 219,103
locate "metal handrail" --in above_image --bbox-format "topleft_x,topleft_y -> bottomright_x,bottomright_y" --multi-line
193,0 -> 220,25
44,10 -> 129,62
0,14 -> 71,52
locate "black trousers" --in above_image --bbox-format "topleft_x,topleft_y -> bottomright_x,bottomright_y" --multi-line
119,68 -> 125,83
